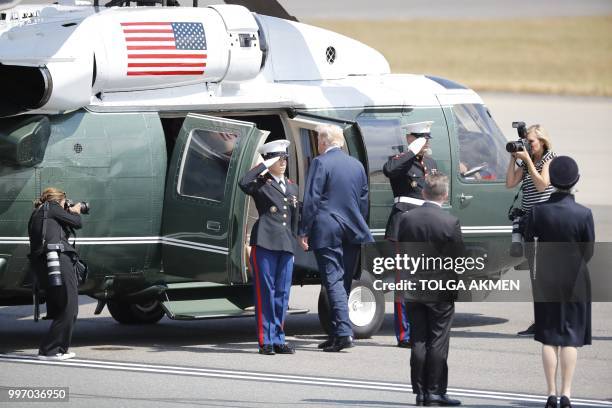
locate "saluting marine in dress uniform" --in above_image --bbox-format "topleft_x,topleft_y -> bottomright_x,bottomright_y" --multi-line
238,140 -> 299,355
382,121 -> 438,348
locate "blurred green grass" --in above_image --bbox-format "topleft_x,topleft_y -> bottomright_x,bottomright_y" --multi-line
308,17 -> 612,96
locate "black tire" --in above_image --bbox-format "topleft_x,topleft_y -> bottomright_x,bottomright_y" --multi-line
317,273 -> 386,339
107,299 -> 165,324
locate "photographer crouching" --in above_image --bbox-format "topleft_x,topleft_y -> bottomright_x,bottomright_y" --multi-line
505,123 -> 556,336
28,187 -> 88,360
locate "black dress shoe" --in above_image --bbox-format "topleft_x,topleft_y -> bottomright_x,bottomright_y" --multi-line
415,394 -> 426,406
397,339 -> 412,349
273,343 -> 295,354
258,345 -> 275,355
323,336 -> 354,352
545,395 -> 558,408
559,396 -> 571,408
517,323 -> 536,336
425,394 -> 461,406
318,337 -> 335,349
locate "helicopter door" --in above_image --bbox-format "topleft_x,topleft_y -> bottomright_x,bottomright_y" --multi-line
161,114 -> 268,284
286,114 -> 368,193
284,114 -> 367,272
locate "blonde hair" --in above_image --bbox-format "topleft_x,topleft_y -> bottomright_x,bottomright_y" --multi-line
527,124 -> 553,152
315,124 -> 345,148
34,187 -> 66,208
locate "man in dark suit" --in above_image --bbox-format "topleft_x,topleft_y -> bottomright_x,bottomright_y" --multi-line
397,173 -> 462,406
298,124 -> 373,352
383,120 -> 438,348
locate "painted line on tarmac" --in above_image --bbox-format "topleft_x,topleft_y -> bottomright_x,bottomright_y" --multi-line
0,354 -> 610,407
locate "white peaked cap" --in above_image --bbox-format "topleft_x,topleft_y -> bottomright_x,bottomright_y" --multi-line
258,139 -> 290,156
402,121 -> 434,136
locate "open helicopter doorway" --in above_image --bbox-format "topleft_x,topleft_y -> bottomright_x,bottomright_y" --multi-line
220,114 -> 299,285
224,113 -> 357,286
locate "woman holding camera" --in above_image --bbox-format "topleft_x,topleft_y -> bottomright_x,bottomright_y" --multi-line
506,124 -> 556,212
28,187 -> 83,360
506,124 -> 556,336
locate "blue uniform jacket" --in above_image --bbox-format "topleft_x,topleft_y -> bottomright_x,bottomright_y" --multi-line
299,148 -> 373,249
239,163 -> 299,254
383,151 -> 438,199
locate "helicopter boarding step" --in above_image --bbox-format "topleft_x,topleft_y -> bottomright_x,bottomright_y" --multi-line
160,283 -> 308,321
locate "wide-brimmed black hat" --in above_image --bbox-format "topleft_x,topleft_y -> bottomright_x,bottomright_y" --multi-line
549,156 -> 580,189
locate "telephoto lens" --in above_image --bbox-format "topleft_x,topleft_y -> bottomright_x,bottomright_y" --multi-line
45,251 -> 63,287
510,217 -> 524,257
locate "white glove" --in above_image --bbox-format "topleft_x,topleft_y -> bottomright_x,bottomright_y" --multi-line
408,137 -> 427,155
263,156 -> 281,168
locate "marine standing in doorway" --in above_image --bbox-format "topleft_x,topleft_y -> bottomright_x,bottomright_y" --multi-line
239,140 -> 299,355
383,121 -> 438,348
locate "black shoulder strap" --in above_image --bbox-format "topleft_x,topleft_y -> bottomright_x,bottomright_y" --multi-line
41,201 -> 50,248
70,226 -> 77,249
507,182 -> 525,218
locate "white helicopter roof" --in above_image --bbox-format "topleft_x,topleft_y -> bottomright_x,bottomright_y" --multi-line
0,3 -> 483,116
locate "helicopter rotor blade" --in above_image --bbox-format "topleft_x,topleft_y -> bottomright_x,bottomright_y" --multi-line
0,0 -> 23,11
223,0 -> 297,21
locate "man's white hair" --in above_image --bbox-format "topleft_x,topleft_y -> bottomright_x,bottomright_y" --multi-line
315,124 -> 345,148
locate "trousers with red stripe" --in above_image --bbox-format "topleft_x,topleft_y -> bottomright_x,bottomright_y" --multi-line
250,246 -> 294,346
394,301 -> 411,342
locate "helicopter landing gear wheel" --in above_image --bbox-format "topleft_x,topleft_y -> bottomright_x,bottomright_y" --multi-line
107,299 -> 165,324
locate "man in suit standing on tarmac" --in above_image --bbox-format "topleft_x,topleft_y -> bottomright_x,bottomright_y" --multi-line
299,124 -> 373,352
383,120 -> 438,349
397,173 -> 462,406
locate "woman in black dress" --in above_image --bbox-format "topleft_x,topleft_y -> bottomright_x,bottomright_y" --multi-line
524,156 -> 594,408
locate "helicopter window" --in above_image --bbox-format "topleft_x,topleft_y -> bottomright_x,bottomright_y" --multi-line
178,129 -> 239,202
452,104 -> 509,183
356,116 -> 404,185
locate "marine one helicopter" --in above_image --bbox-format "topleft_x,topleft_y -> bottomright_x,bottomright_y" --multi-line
0,0 -> 516,338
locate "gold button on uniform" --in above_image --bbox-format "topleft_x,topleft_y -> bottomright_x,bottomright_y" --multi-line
283,214 -> 287,218
282,222 -> 286,226
270,206 -> 278,213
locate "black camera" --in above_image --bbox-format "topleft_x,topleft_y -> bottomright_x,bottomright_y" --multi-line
65,199 -> 90,215
505,121 -> 531,153
508,207 -> 526,257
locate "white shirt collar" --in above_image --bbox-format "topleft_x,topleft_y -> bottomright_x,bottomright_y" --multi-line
426,200 -> 443,207
324,145 -> 340,154
271,174 -> 285,185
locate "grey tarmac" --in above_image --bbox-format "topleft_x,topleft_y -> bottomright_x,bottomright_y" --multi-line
1,293 -> 611,407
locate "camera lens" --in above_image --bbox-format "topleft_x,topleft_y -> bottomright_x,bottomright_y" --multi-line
46,251 -> 63,287
505,141 -> 524,153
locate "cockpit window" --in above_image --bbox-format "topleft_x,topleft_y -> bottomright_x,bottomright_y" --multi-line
452,104 -> 509,182
178,129 -> 239,202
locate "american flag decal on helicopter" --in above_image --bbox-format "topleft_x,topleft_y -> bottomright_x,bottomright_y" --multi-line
121,22 -> 207,76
